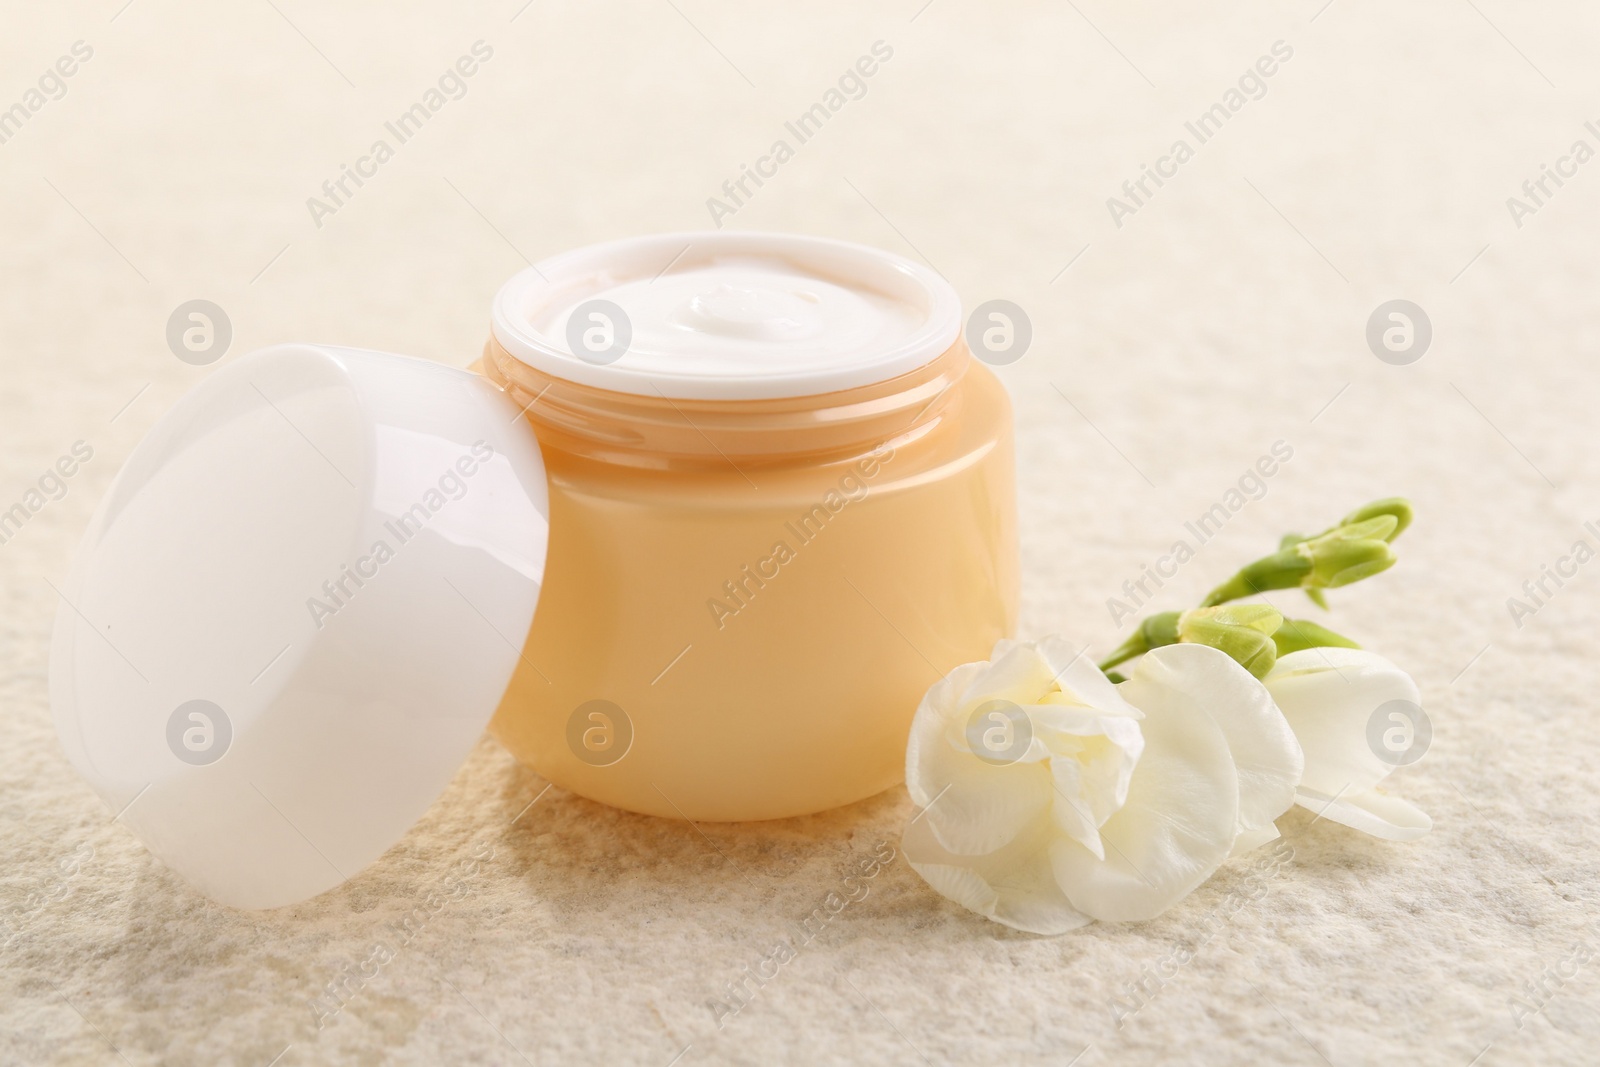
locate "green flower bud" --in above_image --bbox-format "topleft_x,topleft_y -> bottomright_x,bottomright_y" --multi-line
1337,497 -> 1412,542
1330,515 -> 1400,543
1288,498 -> 1413,548
1203,516 -> 1399,606
1272,618 -> 1360,656
1302,519 -> 1398,588
1177,604 -> 1282,678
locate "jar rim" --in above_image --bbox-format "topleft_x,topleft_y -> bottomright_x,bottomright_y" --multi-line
481,335 -> 971,469
489,231 -> 961,401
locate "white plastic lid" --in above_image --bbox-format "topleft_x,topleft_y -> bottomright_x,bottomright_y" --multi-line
490,231 -> 962,400
49,344 -> 549,909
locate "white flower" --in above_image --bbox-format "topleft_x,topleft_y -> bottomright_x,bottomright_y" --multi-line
903,638 -> 1303,934
1264,648 -> 1431,841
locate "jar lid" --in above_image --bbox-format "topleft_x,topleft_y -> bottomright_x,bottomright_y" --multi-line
49,344 -> 549,909
490,231 -> 962,400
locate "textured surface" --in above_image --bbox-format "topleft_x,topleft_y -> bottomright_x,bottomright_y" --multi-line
2,2 -> 1598,1064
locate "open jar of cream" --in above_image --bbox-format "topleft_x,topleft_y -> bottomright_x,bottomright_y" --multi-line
49,231 -> 1017,908
481,233 -> 1018,821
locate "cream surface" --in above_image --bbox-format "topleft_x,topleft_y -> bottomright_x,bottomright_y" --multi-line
492,235 -> 961,399
535,257 -> 921,377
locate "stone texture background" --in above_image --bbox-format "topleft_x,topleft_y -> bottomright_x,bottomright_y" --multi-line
2,1 -> 1597,1064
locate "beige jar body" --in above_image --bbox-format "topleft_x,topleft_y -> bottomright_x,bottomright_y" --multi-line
483,337 -> 1018,822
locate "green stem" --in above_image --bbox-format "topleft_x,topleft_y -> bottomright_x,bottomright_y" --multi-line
1097,634 -> 1146,674
1097,611 -> 1179,675
1199,549 -> 1312,607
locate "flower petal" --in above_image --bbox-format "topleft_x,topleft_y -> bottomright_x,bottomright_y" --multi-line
1140,644 -> 1302,835
960,641 -> 1060,710
1296,787 -> 1432,841
903,809 -> 1092,935
1037,635 -> 1143,719
905,640 -> 1138,858
1053,648 -> 1240,922
905,661 -> 988,808
1228,822 -> 1281,858
917,742 -> 1052,856
905,659 -> 1052,855
1033,709 -> 1144,858
1266,648 -> 1419,798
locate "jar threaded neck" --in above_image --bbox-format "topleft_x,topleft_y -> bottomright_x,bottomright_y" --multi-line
481,337 -> 969,470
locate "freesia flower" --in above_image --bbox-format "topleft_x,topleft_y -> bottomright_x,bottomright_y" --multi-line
1263,648 -> 1431,841
903,638 -> 1303,934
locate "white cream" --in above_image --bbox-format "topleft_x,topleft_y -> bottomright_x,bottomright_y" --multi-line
492,233 -> 962,400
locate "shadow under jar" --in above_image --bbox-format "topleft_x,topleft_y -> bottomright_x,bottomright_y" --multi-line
481,232 -> 1018,822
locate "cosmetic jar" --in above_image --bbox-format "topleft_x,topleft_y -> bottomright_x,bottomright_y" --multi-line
48,231 -> 1018,908
481,232 -> 1018,821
